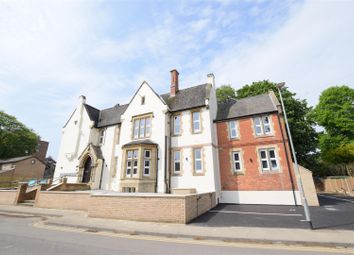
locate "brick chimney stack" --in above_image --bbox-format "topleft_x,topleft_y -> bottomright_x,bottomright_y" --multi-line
170,69 -> 179,97
35,141 -> 48,162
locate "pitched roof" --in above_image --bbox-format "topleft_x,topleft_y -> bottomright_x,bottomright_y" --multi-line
216,93 -> 279,121
0,155 -> 33,164
122,139 -> 158,148
84,104 -> 100,126
82,83 -> 211,128
160,83 -> 211,112
97,104 -> 128,128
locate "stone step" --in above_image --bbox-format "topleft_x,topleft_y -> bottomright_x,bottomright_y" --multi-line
18,200 -> 35,207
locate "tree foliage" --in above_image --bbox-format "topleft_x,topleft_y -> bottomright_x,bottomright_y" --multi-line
216,85 -> 236,103
0,111 -> 39,159
312,86 -> 354,166
235,80 -> 318,169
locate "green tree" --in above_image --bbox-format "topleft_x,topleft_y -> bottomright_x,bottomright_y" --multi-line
236,80 -> 318,169
0,111 -> 39,159
216,85 -> 236,103
312,86 -> 354,170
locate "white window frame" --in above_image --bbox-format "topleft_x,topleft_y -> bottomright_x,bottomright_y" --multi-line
143,150 -> 151,176
126,150 -> 139,177
173,150 -> 181,174
259,148 -> 279,171
229,120 -> 238,139
173,114 -> 181,135
192,111 -> 201,133
254,115 -> 272,136
99,129 -> 105,145
194,148 -> 203,173
133,116 -> 152,139
232,151 -> 242,172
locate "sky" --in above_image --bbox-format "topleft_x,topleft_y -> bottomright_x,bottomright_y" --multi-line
1,0 -> 354,159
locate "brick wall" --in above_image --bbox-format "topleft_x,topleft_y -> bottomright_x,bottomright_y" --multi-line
89,194 -> 187,223
35,191 -> 90,211
217,113 -> 297,191
12,157 -> 45,180
0,190 -> 16,205
34,191 -> 216,223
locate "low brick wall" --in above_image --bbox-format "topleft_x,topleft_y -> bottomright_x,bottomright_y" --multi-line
89,192 -> 216,223
35,191 -> 90,211
34,190 -> 216,223
0,190 -> 16,205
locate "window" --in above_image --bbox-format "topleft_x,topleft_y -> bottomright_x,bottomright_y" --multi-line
141,96 -> 145,105
126,150 -> 139,177
143,150 -> 151,176
173,150 -> 181,174
259,148 -> 279,171
133,116 -> 151,139
194,148 -> 203,173
232,151 -> 242,172
192,111 -> 201,133
229,121 -> 238,139
254,116 -> 272,136
99,129 -> 105,145
172,115 -> 181,135
122,187 -> 136,193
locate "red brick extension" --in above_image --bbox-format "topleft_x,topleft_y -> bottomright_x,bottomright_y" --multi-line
217,113 -> 298,192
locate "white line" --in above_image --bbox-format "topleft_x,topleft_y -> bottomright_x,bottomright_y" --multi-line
319,194 -> 354,203
209,210 -> 303,217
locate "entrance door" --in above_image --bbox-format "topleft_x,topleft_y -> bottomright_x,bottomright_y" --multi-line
82,157 -> 92,183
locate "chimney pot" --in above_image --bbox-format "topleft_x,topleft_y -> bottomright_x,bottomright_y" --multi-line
170,69 -> 179,97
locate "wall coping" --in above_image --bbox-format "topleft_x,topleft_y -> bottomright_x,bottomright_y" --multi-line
90,191 -> 215,198
40,191 -> 91,195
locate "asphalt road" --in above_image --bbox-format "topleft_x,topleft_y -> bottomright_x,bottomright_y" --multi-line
0,215 -> 349,255
191,194 -> 354,230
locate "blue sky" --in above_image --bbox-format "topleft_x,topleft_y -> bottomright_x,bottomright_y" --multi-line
1,0 -> 354,159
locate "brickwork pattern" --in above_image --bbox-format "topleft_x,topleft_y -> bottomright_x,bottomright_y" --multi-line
0,190 -> 16,205
35,191 -> 90,211
217,114 -> 297,191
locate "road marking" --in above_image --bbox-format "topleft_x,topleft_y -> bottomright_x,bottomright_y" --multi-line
33,222 -> 354,254
319,195 -> 354,204
209,210 -> 303,217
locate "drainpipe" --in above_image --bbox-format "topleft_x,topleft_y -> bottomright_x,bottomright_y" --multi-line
99,159 -> 105,190
155,146 -> 159,193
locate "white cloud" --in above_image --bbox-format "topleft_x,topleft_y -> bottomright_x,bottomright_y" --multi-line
210,1 -> 354,106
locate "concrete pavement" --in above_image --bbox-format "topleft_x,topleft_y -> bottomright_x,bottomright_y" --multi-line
0,204 -> 353,249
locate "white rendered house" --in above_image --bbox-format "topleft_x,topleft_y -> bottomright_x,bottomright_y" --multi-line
54,70 -> 221,196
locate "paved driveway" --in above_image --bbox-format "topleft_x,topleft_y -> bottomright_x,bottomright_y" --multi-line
190,194 -> 354,230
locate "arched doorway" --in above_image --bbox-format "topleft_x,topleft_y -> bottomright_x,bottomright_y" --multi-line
82,157 -> 92,183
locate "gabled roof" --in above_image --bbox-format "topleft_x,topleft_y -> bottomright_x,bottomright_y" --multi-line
80,83 -> 212,128
97,104 -> 128,128
161,83 -> 210,112
216,93 -> 279,121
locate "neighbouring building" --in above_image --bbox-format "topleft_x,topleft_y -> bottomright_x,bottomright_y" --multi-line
215,94 -> 300,205
0,141 -> 48,186
54,70 -> 315,205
